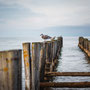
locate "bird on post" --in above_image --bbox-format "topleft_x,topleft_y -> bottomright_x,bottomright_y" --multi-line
40,34 -> 51,41
40,34 -> 55,41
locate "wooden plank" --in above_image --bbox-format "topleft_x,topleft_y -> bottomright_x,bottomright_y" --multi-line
88,41 -> 90,57
0,52 -> 3,90
39,43 -> 46,82
45,42 -> 52,72
50,41 -> 55,72
23,43 -> 31,90
32,43 -> 40,90
45,72 -> 90,76
2,52 -> 8,90
40,82 -> 90,88
8,50 -> 22,90
0,50 -> 22,90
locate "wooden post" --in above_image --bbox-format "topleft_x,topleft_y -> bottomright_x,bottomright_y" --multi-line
57,38 -> 60,58
39,43 -> 46,82
57,37 -> 62,57
61,37 -> 63,47
23,43 -> 31,90
50,40 -> 58,72
45,42 -> 49,63
78,37 -> 84,50
88,41 -> 90,57
45,42 -> 52,72
79,37 -> 83,45
81,37 -> 84,48
46,41 -> 52,62
83,39 -> 87,49
0,50 -> 22,90
54,40 -> 57,59
32,42 -> 40,90
50,41 -> 54,72
57,37 -> 63,47
86,39 -> 88,50
57,37 -> 62,50
89,41 -> 90,52
54,40 -> 59,64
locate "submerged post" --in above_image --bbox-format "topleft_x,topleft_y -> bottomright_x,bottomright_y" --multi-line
23,43 -> 31,90
0,49 -> 22,90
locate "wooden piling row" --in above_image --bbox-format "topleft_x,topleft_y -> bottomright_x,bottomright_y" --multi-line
0,50 -> 22,90
45,37 -> 63,73
78,37 -> 90,58
23,37 -> 63,90
0,36 -> 63,90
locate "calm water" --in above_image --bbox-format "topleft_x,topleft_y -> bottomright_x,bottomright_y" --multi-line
0,37 -> 90,90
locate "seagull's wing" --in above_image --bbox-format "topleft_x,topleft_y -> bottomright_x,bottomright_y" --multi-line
45,35 -> 51,39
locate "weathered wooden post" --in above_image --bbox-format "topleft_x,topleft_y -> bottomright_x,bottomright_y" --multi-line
87,40 -> 89,51
78,37 -> 84,49
32,42 -> 41,90
50,41 -> 54,72
79,37 -> 83,45
61,37 -> 63,47
57,37 -> 62,54
88,41 -> 90,57
81,37 -> 84,48
50,40 -> 57,72
45,42 -> 49,63
54,40 -> 58,64
83,39 -> 87,49
0,50 -> 22,90
85,39 -> 88,50
39,42 -> 46,82
57,38 -> 60,58
23,43 -> 31,90
88,41 -> 90,52
45,41 -> 52,72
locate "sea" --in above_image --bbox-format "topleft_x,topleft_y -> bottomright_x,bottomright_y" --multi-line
0,37 -> 90,90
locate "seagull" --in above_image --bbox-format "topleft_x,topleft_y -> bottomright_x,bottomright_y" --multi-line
40,34 -> 55,41
40,34 -> 51,40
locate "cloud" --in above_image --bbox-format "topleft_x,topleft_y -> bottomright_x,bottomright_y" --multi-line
0,0 -> 90,30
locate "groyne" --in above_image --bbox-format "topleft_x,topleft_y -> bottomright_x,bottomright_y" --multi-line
1,36 -> 90,90
23,37 -> 63,90
0,36 -> 63,90
78,37 -> 90,58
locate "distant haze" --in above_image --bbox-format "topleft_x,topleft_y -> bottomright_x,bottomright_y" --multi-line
0,0 -> 90,37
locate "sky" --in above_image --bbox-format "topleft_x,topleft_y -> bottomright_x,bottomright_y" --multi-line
0,0 -> 90,37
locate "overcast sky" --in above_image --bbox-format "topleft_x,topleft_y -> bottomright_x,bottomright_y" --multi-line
0,0 -> 90,37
